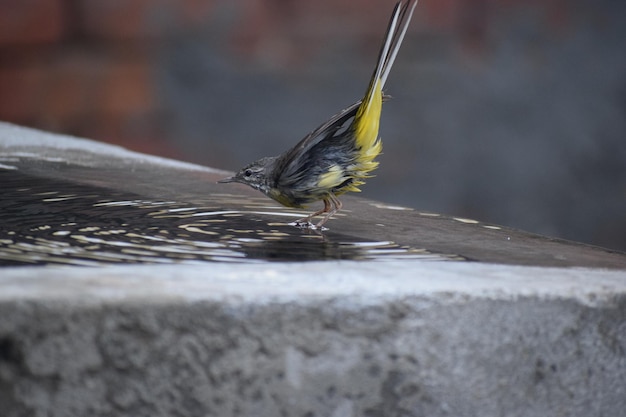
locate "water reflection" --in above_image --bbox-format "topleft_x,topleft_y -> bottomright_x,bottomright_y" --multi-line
0,169 -> 463,266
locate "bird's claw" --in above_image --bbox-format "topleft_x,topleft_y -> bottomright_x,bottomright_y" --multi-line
289,220 -> 328,231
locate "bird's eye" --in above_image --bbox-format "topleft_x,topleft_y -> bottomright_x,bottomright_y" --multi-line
244,169 -> 252,177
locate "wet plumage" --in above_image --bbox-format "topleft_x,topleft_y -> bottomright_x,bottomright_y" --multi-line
220,1 -> 417,229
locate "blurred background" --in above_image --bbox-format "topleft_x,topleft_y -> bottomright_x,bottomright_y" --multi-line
1,0 -> 624,251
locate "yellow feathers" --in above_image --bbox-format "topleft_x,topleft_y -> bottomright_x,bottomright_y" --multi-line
352,78 -> 383,179
354,79 -> 383,154
318,165 -> 345,188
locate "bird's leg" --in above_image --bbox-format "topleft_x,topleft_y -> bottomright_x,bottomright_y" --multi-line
293,198 -> 331,229
292,193 -> 343,229
315,193 -> 342,229
292,194 -> 342,230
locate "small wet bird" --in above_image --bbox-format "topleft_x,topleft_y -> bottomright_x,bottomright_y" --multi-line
219,0 -> 417,229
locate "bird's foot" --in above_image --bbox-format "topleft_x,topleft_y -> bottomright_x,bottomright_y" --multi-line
289,219 -> 328,231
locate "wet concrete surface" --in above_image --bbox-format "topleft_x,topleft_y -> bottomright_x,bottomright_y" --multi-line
1,123 -> 625,417
1,132 -> 624,269
1,163 -> 462,266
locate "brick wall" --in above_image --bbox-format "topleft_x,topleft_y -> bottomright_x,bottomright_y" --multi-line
0,0 -> 566,153
0,0 -> 197,156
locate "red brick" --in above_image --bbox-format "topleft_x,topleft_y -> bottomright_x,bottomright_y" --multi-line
80,0 -> 215,40
228,0 -> 429,67
0,66 -> 46,122
0,0 -> 65,45
421,0 -> 463,31
178,0 -> 217,26
95,62 -> 155,115
37,57 -> 99,128
41,56 -> 155,120
79,113 -> 182,160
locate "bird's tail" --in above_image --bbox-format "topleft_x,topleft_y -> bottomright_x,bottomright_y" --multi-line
353,0 -> 417,160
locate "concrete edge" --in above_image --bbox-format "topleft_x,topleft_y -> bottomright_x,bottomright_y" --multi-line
1,262 -> 624,307
0,121 -> 230,175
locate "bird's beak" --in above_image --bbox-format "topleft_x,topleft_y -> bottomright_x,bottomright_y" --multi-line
217,176 -> 236,184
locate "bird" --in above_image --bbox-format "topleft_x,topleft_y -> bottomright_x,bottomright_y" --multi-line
219,0 -> 417,230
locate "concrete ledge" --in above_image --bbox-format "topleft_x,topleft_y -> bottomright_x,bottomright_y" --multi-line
2,263 -> 625,416
1,122 -> 625,416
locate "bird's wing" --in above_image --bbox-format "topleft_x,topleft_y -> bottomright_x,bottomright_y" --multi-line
270,0 -> 417,189
271,100 -> 361,187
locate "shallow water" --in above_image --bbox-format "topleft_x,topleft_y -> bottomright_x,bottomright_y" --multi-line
0,168 -> 463,266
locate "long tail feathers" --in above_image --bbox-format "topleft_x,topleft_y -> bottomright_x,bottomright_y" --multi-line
380,1 -> 418,88
354,0 -> 417,155
363,0 -> 418,110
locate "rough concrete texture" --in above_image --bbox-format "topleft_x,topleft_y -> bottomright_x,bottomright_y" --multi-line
1,263 -> 625,417
1,123 -> 625,416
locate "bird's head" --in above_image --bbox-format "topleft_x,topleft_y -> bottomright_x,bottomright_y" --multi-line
217,156 -> 277,194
